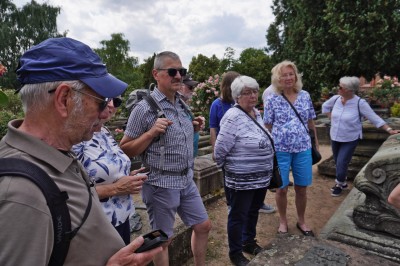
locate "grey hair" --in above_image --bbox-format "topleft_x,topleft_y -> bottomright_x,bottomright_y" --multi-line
231,75 -> 259,101
19,80 -> 86,114
339,76 -> 360,93
154,51 -> 181,69
271,60 -> 303,93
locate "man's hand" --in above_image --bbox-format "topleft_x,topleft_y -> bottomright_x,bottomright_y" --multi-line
106,236 -> 163,266
148,118 -> 173,138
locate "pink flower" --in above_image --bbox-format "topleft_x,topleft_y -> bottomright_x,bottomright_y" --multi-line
206,90 -> 211,93
214,91 -> 219,96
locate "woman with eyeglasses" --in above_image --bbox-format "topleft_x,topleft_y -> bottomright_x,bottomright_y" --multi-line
263,60 -> 317,237
214,75 -> 274,266
72,97 -> 148,245
322,76 -> 400,197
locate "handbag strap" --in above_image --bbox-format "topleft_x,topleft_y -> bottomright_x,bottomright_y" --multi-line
235,105 -> 276,153
281,93 -> 309,134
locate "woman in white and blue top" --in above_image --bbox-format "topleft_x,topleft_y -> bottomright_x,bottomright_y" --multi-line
73,98 -> 147,245
214,75 -> 274,265
264,60 -> 317,237
322,76 -> 399,197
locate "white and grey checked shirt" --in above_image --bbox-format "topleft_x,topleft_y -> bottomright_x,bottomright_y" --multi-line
124,87 -> 194,189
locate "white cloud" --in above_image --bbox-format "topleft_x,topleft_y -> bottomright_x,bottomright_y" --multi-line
12,0 -> 274,67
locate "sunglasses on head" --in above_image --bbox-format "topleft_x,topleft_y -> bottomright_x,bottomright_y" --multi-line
158,68 -> 187,77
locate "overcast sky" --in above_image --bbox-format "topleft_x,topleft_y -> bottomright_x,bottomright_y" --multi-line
13,0 -> 274,67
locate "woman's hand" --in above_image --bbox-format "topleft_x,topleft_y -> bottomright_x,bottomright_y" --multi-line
113,174 -> 147,195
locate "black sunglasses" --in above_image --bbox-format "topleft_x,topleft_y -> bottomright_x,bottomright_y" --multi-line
112,98 -> 122,108
158,68 -> 187,77
48,88 -> 111,112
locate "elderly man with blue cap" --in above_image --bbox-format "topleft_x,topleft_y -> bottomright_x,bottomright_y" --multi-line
0,37 -> 162,266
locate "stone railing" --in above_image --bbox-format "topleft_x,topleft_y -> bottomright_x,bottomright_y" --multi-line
353,133 -> 400,237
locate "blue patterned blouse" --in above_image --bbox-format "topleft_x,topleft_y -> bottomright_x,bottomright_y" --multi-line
263,90 -> 316,153
72,127 -> 133,227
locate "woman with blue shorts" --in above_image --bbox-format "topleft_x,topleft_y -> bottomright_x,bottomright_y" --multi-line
264,60 -> 318,237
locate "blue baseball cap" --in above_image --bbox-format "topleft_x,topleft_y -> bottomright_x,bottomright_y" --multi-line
16,37 -> 128,98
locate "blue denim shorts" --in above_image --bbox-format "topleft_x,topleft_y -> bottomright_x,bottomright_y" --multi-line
276,149 -> 312,188
141,180 -> 208,237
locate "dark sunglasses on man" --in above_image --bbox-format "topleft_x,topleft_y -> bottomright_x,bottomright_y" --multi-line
112,98 -> 122,108
158,68 -> 187,77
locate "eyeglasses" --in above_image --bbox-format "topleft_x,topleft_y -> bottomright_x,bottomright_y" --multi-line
48,88 -> 111,112
112,98 -> 122,108
241,89 -> 259,96
158,68 -> 187,77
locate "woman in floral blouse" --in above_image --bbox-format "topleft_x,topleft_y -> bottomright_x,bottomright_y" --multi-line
263,60 -> 318,237
72,98 -> 147,245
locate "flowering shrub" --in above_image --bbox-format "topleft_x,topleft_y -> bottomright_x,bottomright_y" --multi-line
190,74 -> 220,129
371,75 -> 400,108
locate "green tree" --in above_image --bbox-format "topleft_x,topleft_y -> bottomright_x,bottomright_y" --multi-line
218,47 -> 237,73
266,0 -> 400,100
0,0 -> 64,89
232,48 -> 273,89
188,54 -> 221,82
139,53 -> 156,89
94,33 -> 142,91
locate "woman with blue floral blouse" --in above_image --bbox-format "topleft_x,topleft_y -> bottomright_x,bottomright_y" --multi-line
264,60 -> 318,237
72,98 -> 147,245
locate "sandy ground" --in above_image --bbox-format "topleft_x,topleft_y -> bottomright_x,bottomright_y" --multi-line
181,144 -> 398,265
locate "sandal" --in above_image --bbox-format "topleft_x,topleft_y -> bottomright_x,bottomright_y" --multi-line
296,222 -> 314,237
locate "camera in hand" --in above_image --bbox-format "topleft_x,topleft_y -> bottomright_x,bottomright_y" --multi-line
134,229 -> 168,253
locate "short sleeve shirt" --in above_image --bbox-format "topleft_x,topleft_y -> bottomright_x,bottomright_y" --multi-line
124,88 -> 194,189
264,90 -> 316,153
209,98 -> 235,136
72,127 -> 133,226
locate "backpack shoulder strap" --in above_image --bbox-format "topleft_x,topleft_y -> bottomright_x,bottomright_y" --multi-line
358,97 -> 362,122
144,95 -> 166,119
0,158 -> 71,266
143,95 -> 166,171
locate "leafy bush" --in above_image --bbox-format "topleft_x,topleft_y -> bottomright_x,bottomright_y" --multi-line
390,102 -> 400,117
371,76 -> 400,108
0,89 -> 24,138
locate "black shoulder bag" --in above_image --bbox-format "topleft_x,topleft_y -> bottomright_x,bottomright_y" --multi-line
235,106 -> 282,189
281,94 -> 322,165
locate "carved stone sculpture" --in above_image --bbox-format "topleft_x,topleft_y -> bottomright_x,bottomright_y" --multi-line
353,134 -> 400,237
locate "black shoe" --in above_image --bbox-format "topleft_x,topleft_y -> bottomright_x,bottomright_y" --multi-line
229,252 -> 250,266
242,241 -> 263,255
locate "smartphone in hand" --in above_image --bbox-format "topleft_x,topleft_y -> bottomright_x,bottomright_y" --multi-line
134,229 -> 168,253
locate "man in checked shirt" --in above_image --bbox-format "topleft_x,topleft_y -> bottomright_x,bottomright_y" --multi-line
120,51 -> 212,266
